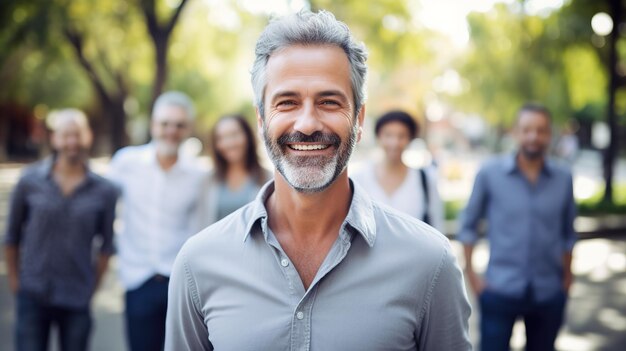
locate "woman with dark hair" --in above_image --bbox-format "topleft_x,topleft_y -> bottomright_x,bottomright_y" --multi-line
352,110 -> 444,233
203,115 -> 271,224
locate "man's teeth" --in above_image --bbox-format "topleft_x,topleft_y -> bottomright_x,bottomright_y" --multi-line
289,144 -> 330,151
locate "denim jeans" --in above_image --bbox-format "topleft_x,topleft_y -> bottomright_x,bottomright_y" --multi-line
16,291 -> 92,351
479,287 -> 567,351
125,275 -> 169,351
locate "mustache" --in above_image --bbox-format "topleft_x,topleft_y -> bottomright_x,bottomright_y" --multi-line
277,131 -> 341,147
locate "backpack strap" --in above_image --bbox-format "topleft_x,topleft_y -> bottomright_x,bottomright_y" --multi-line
419,168 -> 431,225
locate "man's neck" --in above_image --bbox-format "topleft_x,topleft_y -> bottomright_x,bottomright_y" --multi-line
516,152 -> 544,172
227,161 -> 248,175
157,153 -> 178,171
381,157 -> 406,172
516,152 -> 545,184
267,172 -> 352,244
54,154 -> 86,177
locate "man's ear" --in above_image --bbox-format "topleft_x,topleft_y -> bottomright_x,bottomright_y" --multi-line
255,107 -> 264,138
356,105 -> 366,142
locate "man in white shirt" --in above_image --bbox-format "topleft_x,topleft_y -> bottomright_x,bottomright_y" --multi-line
108,91 -> 206,351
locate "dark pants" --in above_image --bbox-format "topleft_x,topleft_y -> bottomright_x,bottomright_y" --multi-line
125,275 -> 169,351
479,287 -> 567,351
15,291 -> 91,351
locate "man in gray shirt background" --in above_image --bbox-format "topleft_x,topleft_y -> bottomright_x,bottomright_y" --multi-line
166,10 -> 471,351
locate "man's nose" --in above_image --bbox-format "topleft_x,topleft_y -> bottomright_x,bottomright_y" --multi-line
293,102 -> 324,136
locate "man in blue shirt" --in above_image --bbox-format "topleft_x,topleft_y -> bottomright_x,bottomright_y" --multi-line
459,103 -> 577,351
5,109 -> 118,351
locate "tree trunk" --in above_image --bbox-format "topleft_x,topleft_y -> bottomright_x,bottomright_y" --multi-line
150,34 -> 169,116
140,0 -> 188,118
602,0 -> 622,203
108,97 -> 129,153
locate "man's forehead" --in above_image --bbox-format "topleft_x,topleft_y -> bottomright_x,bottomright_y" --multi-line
264,45 -> 352,97
54,121 -> 85,134
153,104 -> 189,120
517,111 -> 550,126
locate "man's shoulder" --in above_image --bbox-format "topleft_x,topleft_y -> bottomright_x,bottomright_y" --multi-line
480,154 -> 509,172
16,159 -> 50,187
89,172 -> 119,196
180,203 -> 258,257
547,159 -> 573,178
370,201 -> 450,257
110,144 -> 150,164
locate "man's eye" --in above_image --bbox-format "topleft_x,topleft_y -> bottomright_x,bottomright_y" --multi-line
276,100 -> 296,107
320,100 -> 340,106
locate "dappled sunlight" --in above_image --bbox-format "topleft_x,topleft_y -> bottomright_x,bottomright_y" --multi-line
572,239 -> 612,275
92,258 -> 124,315
597,308 -> 626,331
556,333 -> 602,351
574,175 -> 600,201
607,252 -> 626,273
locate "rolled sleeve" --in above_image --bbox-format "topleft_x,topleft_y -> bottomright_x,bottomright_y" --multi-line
416,246 -> 472,350
426,171 -> 446,235
563,174 -> 577,252
99,186 -> 118,255
457,167 -> 488,245
4,177 -> 29,246
165,248 -> 212,351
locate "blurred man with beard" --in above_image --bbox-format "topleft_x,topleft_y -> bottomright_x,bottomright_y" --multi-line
165,10 -> 471,351
5,109 -> 117,351
108,91 -> 206,351
459,103 -> 577,351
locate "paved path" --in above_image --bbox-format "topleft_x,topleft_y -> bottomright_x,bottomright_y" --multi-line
0,161 -> 625,350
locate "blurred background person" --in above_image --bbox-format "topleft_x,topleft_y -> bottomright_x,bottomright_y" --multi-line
555,120 -> 580,165
4,109 -> 117,351
352,110 -> 445,233
202,114 -> 271,225
107,91 -> 206,351
459,103 -> 576,351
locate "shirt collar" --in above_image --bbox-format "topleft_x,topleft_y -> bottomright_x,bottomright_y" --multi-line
38,154 -> 97,183
145,142 -> 191,173
243,179 -> 377,247
504,152 -> 553,177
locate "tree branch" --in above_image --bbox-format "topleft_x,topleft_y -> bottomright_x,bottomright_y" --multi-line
63,26 -> 113,106
165,0 -> 189,35
139,0 -> 160,38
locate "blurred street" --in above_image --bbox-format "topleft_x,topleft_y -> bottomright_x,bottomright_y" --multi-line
0,157 -> 625,351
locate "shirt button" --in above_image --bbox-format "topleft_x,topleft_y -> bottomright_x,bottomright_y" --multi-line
296,311 -> 304,320
281,259 -> 289,267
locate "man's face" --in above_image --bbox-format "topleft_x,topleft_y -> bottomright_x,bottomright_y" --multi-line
515,110 -> 551,160
151,104 -> 191,156
51,121 -> 91,162
258,45 -> 364,193
377,121 -> 412,163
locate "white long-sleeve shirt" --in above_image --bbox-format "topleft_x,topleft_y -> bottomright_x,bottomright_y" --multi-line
108,143 -> 207,290
351,163 -> 445,234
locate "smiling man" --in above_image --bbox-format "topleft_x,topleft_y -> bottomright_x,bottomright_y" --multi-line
459,104 -> 576,351
108,91 -> 207,351
165,10 -> 471,350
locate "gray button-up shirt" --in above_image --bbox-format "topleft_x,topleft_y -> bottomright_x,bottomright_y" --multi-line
458,154 -> 577,301
4,157 -> 118,308
166,180 -> 471,350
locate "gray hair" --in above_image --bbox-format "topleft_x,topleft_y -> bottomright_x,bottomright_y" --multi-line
153,91 -> 196,120
47,108 -> 90,133
251,10 -> 368,118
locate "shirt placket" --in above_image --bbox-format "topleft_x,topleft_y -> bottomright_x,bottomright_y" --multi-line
266,222 -> 354,351
528,175 -> 544,298
151,170 -> 166,271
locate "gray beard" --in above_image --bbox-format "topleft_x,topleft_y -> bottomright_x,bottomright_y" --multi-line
263,124 -> 358,193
